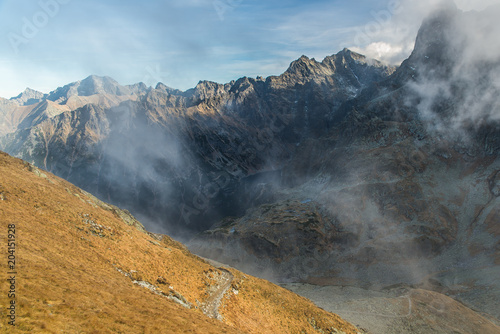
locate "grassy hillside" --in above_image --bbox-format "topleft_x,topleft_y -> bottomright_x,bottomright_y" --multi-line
0,151 -> 358,334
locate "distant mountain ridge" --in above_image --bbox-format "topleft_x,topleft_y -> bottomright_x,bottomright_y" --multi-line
6,75 -> 150,105
45,75 -> 149,104
0,75 -> 150,138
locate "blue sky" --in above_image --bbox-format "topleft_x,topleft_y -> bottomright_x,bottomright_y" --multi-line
0,0 -> 498,97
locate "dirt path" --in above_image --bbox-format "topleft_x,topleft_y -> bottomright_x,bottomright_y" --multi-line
202,268 -> 234,320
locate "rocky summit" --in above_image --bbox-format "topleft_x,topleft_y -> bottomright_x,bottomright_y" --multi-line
1,4 -> 500,334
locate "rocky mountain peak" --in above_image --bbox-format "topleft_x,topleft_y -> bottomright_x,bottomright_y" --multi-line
192,80 -> 232,102
285,55 -> 324,77
46,75 -> 142,104
154,82 -> 184,96
282,49 -> 395,90
10,87 -> 46,106
77,75 -> 130,97
398,3 -> 462,81
336,48 -> 376,66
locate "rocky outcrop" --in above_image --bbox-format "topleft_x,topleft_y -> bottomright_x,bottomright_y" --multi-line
9,87 -> 46,106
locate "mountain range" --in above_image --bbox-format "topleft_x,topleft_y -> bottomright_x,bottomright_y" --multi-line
0,48 -> 395,235
1,3 -> 500,333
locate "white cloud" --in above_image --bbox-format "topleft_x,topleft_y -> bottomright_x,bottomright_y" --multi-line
344,0 -> 500,65
407,2 -> 500,137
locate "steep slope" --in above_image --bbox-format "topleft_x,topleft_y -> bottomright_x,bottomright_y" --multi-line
192,139 -> 500,321
0,151 -> 358,333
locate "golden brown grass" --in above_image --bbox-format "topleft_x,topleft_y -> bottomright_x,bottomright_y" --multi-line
0,151 -> 358,333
